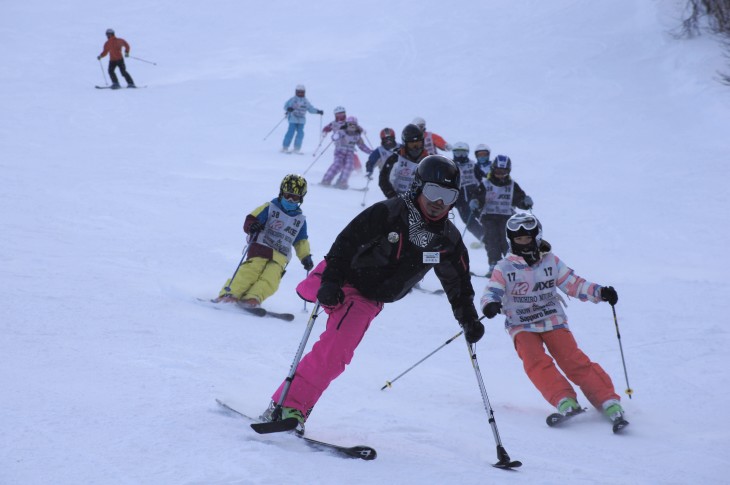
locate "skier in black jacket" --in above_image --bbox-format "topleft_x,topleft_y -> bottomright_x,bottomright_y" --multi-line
260,155 -> 485,433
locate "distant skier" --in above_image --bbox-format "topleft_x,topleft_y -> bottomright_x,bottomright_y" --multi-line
450,142 -> 484,242
365,128 -> 399,179
378,124 -> 428,198
281,85 -> 323,154
321,106 -> 348,135
471,155 -> 533,277
216,174 -> 313,308
320,116 -> 372,189
472,143 -> 492,181
257,156 -> 483,434
481,212 -> 626,427
412,117 -> 451,155
97,28 -> 135,89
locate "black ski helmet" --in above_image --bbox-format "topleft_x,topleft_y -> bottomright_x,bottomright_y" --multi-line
506,212 -> 543,265
410,155 -> 460,199
401,124 -> 424,144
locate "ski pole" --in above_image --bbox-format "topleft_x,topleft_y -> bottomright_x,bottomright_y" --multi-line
461,209 -> 476,239
361,176 -> 371,207
223,241 -> 251,293
381,330 -> 463,390
98,58 -> 108,86
364,133 -> 374,151
254,302 -> 322,428
302,270 -> 310,313
466,340 -> 522,470
263,114 -> 288,141
129,55 -> 157,66
611,304 -> 634,399
312,132 -> 327,157
303,139 -> 334,175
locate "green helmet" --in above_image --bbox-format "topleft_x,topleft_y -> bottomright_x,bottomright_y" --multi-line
280,174 -> 308,200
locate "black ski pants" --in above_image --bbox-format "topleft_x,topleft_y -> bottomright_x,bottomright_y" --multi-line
108,59 -> 134,86
480,214 -> 510,265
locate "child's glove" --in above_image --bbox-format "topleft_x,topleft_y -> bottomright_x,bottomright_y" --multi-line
247,220 -> 264,234
286,107 -> 294,113
600,286 -> 618,305
317,109 -> 324,115
523,195 -> 534,209
469,199 -> 481,211
482,302 -> 502,319
301,255 -> 314,271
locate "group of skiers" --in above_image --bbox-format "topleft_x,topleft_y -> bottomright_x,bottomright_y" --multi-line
212,85 -> 628,446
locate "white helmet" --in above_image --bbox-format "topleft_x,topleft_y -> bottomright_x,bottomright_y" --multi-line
452,141 -> 469,153
474,143 -> 491,154
295,84 -> 306,92
412,117 -> 426,131
333,106 -> 346,114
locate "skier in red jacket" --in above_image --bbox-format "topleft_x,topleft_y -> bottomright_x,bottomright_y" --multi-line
97,28 -> 136,89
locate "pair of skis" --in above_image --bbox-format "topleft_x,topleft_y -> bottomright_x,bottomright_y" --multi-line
216,399 -> 376,460
546,407 -> 630,433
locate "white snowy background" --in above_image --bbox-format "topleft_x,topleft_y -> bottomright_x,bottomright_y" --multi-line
2,1 -> 729,483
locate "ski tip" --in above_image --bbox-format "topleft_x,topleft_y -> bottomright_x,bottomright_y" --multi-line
250,418 -> 299,434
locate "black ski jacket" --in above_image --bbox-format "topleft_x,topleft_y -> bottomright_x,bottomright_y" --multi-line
321,196 -> 479,323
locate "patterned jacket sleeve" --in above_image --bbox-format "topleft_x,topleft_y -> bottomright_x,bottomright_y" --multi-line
554,255 -> 602,303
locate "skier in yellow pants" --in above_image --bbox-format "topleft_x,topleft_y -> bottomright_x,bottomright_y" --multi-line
217,174 -> 313,307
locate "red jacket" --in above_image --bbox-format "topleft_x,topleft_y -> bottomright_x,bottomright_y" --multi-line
99,37 -> 130,61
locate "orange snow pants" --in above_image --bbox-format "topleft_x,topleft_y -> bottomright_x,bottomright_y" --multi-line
513,328 -> 619,410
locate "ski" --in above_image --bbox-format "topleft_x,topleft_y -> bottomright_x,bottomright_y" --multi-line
215,399 -> 377,460
546,407 -> 586,427
469,271 -> 490,278
196,298 -> 295,321
237,303 -> 295,321
413,284 -> 445,295
317,183 -> 368,192
95,85 -> 147,89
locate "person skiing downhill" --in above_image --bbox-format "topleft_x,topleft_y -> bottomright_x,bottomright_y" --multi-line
365,128 -> 399,179
378,124 -> 429,198
259,155 -> 484,433
97,28 -> 135,89
451,142 -> 484,242
321,106 -> 348,135
320,116 -> 372,189
472,143 -> 492,180
471,155 -> 533,277
281,85 -> 324,154
216,174 -> 314,307
412,116 -> 451,155
480,212 -> 626,427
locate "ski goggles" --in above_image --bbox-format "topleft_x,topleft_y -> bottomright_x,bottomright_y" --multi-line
282,193 -> 302,202
421,182 -> 459,205
506,213 -> 538,232
452,149 -> 469,158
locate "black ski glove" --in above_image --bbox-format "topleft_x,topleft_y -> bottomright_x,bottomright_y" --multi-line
461,319 -> 485,344
247,220 -> 264,234
317,281 -> 344,307
317,110 -> 324,115
482,302 -> 502,319
301,255 -> 314,271
600,286 -> 618,305
286,107 -> 294,113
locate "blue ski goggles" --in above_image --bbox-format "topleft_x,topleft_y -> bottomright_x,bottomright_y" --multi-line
421,183 -> 459,205
506,213 -> 538,232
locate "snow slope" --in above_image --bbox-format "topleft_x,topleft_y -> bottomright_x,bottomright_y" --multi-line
2,1 -> 729,483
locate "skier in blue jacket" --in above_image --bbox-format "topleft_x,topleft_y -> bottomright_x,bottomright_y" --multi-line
281,85 -> 323,154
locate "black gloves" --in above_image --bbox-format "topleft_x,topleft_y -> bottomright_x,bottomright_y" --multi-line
317,110 -> 324,115
317,281 -> 344,307
600,286 -> 618,305
248,220 -> 264,234
286,107 -> 294,113
461,319 -> 485,344
302,255 -> 314,271
482,302 -> 502,319
523,195 -> 534,209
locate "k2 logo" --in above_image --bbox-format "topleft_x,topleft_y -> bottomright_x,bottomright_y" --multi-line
512,282 -> 529,295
